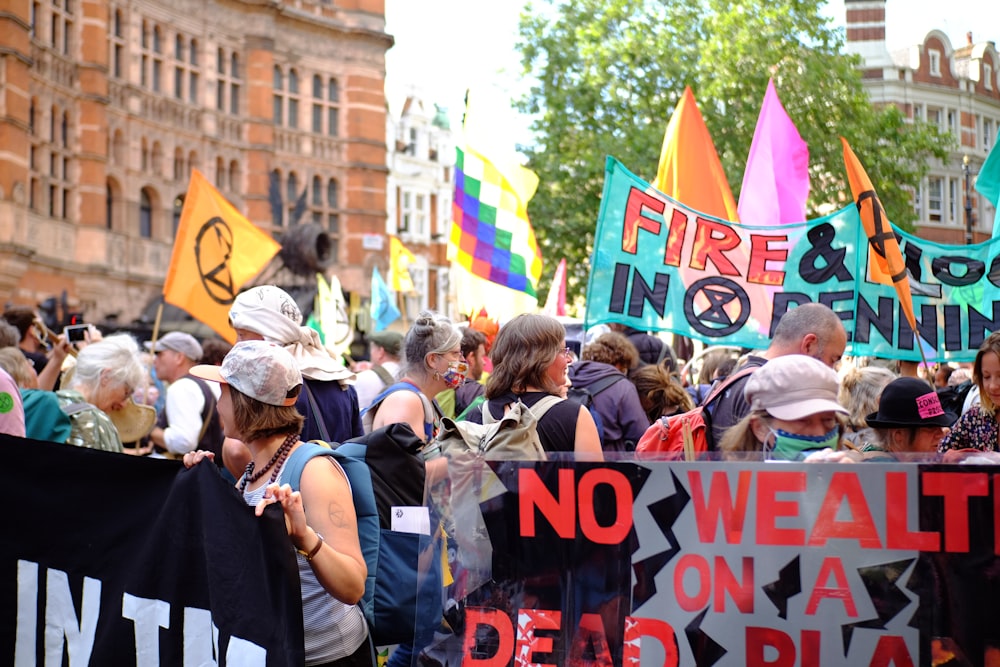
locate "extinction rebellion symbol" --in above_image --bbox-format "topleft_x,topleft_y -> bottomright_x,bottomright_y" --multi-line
195,217 -> 236,305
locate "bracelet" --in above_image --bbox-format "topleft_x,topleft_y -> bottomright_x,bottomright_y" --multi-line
297,530 -> 324,561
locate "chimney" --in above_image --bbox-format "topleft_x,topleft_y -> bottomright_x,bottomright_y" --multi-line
845,0 -> 886,47
968,31 -> 974,46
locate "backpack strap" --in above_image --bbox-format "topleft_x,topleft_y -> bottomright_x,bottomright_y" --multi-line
483,394 -> 563,425
371,364 -> 394,387
282,441 -> 335,492
702,365 -> 758,408
585,374 -> 626,399
62,401 -> 95,418
456,394 -> 486,422
361,381 -> 437,441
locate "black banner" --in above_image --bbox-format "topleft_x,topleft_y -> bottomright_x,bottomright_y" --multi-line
0,435 -> 303,665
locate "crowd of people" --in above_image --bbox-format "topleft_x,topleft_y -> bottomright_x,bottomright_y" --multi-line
7,292 -> 1000,665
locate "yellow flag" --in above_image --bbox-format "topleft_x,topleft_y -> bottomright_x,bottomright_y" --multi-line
389,235 -> 417,293
163,170 -> 281,342
841,138 -> 918,335
655,87 -> 738,221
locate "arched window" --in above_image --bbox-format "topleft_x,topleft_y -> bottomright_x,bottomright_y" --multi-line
152,142 -> 163,176
105,179 -> 118,230
270,169 -> 283,227
229,160 -> 239,192
61,112 -> 69,146
216,157 -> 225,187
287,69 -> 299,129
327,178 -> 338,208
173,193 -> 185,236
173,147 -> 184,181
139,188 -> 154,238
287,172 -> 299,204
312,176 -> 322,206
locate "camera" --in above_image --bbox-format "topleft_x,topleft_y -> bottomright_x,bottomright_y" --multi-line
63,324 -> 90,344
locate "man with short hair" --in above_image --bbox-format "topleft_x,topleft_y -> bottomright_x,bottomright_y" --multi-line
354,330 -> 404,412
453,328 -> 488,419
709,302 -> 848,449
147,332 -> 224,462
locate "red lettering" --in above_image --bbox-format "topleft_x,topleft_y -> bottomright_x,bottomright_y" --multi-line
663,208 -> 688,267
808,471 -> 882,549
463,608 -> 514,667
566,613 -> 613,667
520,468 -> 575,539
746,627 -> 796,667
801,630 -> 821,665
805,557 -> 858,616
622,616 -> 679,667
578,469 -> 633,544
516,609 -> 561,667
673,554 -> 711,611
748,234 -> 788,285
714,556 -> 754,614
690,218 -> 740,275
885,472 -> 939,551
756,471 -> 806,546
622,187 -> 665,254
869,635 -> 915,667
922,472 -> 988,552
688,470 -> 751,544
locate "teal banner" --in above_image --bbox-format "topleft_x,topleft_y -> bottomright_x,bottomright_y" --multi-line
585,157 -> 1000,362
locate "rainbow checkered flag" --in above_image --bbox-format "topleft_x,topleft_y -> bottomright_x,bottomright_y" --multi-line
449,146 -> 542,297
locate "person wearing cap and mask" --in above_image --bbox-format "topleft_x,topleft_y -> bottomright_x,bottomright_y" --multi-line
228,285 -> 362,445
718,354 -> 854,461
184,341 -> 373,666
146,332 -> 224,465
861,377 -> 957,460
353,330 -> 403,412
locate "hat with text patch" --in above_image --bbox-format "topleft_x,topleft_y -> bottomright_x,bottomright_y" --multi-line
865,377 -> 957,428
190,340 -> 302,407
744,354 -> 848,421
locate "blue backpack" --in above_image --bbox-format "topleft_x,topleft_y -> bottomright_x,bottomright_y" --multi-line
283,424 -> 442,647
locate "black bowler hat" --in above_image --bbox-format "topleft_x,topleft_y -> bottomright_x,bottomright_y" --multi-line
865,377 -> 958,428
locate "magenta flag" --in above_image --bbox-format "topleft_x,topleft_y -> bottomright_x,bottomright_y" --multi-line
737,79 -> 810,225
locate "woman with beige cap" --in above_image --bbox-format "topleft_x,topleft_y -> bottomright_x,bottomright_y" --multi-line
185,340 -> 373,666
719,354 -> 854,461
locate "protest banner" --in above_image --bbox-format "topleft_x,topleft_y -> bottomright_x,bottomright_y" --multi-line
586,157 -> 1000,362
419,456 -> 1000,666
0,435 -> 303,665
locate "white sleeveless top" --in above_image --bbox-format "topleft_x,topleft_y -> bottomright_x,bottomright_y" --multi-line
242,457 -> 368,665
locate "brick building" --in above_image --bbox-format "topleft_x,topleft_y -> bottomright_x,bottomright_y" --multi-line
0,0 -> 392,326
846,0 -> 1000,244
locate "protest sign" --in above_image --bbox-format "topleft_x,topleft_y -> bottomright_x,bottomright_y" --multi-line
423,457 -> 1000,666
0,435 -> 303,665
586,157 -> 1000,362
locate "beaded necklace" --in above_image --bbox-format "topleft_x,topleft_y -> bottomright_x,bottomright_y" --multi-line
240,432 -> 299,493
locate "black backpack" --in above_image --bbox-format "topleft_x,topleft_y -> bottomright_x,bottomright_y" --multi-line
937,379 -> 973,418
565,374 -> 626,444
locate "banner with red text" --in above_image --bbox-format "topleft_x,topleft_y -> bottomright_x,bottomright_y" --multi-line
586,157 -> 1000,362
419,457 -> 999,666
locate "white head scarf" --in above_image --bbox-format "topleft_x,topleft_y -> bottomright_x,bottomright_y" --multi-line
229,285 -> 354,383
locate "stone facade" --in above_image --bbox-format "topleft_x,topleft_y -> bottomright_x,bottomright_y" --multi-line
846,0 -> 1000,244
0,0 -> 391,324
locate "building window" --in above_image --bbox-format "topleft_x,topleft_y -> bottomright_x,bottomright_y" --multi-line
36,105 -> 73,220
110,9 -> 125,79
139,188 -> 154,238
927,177 -> 943,222
947,109 -> 957,137
287,69 -> 300,130
106,182 -> 115,230
929,49 -> 941,77
273,66 -> 284,125
215,48 -> 241,114
927,107 -> 942,130
311,75 -> 340,136
985,119 -> 993,152
986,63 -> 994,91
50,0 -> 74,56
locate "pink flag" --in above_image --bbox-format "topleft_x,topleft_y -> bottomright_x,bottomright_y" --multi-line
542,258 -> 567,317
737,79 -> 810,225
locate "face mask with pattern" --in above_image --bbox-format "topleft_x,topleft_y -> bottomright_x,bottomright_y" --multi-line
440,360 -> 468,389
766,426 -> 839,461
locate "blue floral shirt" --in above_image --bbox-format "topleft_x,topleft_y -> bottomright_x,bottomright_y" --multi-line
939,405 -> 999,452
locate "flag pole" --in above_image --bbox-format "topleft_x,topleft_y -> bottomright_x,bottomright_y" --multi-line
150,300 -> 164,348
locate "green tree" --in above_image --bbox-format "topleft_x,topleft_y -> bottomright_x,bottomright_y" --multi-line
517,0 -> 952,308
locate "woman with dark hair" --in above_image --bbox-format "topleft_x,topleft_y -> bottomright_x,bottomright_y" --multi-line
469,313 -> 602,458
185,340 -> 372,666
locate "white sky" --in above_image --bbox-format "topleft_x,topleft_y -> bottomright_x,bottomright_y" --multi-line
384,0 -> 1000,148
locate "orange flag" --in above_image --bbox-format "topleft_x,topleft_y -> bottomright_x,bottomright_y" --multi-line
655,86 -> 738,221
841,138 -> 918,334
163,169 -> 281,342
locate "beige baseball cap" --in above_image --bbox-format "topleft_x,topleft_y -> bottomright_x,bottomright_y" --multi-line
191,340 -> 302,407
744,354 -> 848,421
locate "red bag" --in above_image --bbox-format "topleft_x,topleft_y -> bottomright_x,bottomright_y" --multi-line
636,366 -> 757,459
